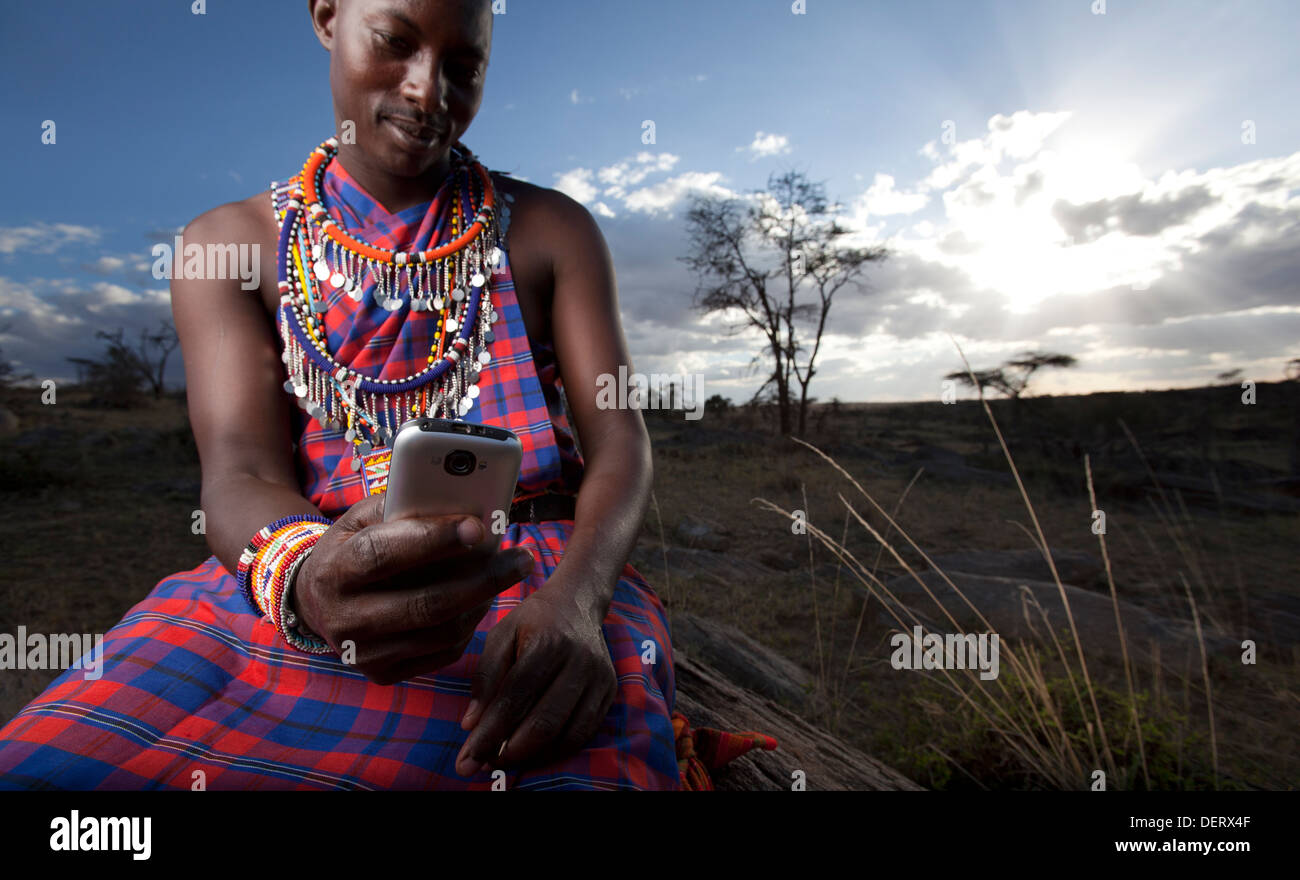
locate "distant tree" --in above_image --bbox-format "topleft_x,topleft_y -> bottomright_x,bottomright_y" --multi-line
1215,368 -> 1243,384
65,319 -> 179,407
945,351 -> 1078,399
946,367 -> 1015,398
680,169 -> 887,437
703,394 -> 732,417
1285,358 -> 1300,381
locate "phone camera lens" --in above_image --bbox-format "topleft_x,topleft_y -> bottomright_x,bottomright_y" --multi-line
445,449 -> 477,476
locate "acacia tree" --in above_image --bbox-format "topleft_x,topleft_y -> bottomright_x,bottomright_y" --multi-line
946,351 -> 1078,399
66,319 -> 179,404
679,170 -> 886,436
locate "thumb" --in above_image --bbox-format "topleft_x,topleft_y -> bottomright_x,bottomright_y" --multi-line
461,618 -> 517,731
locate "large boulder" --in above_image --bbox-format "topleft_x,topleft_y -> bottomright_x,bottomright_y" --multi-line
670,612 -> 814,710
928,548 -> 1104,587
878,570 -> 1238,664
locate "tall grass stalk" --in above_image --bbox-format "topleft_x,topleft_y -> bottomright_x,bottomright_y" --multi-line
951,340 -> 1118,782
757,441 -> 1098,787
1181,572 -> 1220,789
1086,453 -> 1150,788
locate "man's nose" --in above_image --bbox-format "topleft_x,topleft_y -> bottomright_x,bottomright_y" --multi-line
399,57 -> 451,118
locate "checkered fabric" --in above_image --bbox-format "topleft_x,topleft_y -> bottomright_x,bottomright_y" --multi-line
0,154 -> 681,790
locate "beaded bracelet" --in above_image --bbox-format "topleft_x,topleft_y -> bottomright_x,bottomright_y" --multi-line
253,521 -> 331,651
236,515 -> 334,652
236,515 -> 330,605
275,542 -> 331,653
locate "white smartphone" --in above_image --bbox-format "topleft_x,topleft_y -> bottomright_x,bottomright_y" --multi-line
381,417 -> 524,554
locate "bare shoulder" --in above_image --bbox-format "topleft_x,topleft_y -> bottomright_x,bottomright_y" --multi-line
182,191 -> 276,246
490,172 -> 606,265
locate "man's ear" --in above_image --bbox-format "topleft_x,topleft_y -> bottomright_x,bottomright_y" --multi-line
308,0 -> 341,52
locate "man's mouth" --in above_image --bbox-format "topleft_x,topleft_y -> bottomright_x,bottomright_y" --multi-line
384,116 -> 443,146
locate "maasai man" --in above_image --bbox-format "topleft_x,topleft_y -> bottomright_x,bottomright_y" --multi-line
0,0 -> 682,790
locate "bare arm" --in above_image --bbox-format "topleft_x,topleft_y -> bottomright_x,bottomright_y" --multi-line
542,190 -> 653,619
170,202 -> 325,578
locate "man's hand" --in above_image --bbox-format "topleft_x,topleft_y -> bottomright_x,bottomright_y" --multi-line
455,581 -> 616,776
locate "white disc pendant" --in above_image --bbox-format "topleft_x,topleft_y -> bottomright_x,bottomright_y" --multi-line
314,260 -> 331,282
471,272 -> 485,287
490,247 -> 502,267
478,350 -> 491,365
445,317 -> 458,332
467,384 -> 480,399
330,272 -> 346,289
452,286 -> 466,302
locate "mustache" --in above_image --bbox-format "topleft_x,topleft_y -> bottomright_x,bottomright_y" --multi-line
380,111 -> 447,136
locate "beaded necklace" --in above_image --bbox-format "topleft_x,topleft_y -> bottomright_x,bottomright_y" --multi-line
276,135 -> 504,473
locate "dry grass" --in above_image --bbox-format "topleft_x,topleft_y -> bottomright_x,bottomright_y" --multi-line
641,384 -> 1298,789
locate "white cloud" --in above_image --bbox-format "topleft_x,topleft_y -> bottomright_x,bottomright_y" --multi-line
854,173 -> 929,218
0,223 -> 100,255
742,131 -> 791,159
83,255 -> 126,274
552,154 -> 730,217
597,152 -> 680,198
553,167 -> 598,203
622,171 -> 734,216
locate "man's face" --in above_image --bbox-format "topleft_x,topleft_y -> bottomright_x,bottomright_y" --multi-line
315,0 -> 492,175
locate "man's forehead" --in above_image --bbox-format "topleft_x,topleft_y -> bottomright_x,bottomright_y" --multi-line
347,0 -> 493,34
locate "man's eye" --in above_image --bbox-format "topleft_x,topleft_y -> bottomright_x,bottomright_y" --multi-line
377,32 -> 407,51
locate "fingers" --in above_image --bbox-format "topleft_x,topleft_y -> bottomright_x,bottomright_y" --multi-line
356,547 -> 534,632
551,676 -> 616,758
335,515 -> 492,590
455,636 -> 565,776
498,662 -> 597,767
459,614 -> 518,733
346,602 -> 492,679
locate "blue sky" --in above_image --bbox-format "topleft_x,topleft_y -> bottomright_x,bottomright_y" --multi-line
3,0 -> 1298,402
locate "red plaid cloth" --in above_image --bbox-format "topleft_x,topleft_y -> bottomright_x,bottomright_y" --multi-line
0,155 -> 681,790
671,712 -> 779,790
